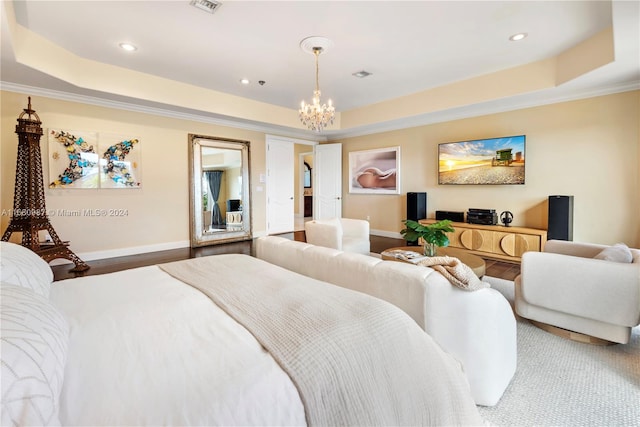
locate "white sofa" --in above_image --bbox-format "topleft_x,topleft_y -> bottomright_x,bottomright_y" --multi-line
515,240 -> 640,344
256,235 -> 516,406
304,218 -> 370,255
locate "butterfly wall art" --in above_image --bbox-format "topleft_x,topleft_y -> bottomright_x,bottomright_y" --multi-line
49,130 -> 141,189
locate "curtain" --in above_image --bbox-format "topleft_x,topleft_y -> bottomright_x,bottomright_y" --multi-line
204,170 -> 224,226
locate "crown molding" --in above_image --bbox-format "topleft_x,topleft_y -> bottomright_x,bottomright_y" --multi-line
324,80 -> 640,140
2,80 -> 637,143
0,81 -> 328,142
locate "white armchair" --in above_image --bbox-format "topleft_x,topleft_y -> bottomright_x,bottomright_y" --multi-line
515,240 -> 640,344
304,218 -> 370,255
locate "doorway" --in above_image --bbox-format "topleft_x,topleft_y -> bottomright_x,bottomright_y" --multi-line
294,151 -> 314,232
265,135 -> 315,235
265,136 -> 342,235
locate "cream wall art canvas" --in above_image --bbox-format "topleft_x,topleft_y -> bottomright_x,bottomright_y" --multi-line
349,147 -> 400,194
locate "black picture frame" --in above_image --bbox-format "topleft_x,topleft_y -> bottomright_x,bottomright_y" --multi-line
304,161 -> 312,188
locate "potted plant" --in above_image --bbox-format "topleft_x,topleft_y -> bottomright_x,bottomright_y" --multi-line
400,219 -> 455,256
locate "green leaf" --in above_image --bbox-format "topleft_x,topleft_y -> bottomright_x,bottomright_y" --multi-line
401,219 -> 454,247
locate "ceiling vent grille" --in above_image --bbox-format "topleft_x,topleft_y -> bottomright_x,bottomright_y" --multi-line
352,70 -> 372,78
190,0 -> 222,14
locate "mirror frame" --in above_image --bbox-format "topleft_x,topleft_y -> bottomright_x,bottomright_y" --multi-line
188,134 -> 251,247
303,161 -> 312,188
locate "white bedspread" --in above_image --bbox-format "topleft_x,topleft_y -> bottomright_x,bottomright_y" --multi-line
50,265 -> 305,426
160,254 -> 484,426
49,254 -> 483,426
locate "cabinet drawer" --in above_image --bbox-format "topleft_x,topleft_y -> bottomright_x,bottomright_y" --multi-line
493,232 -> 542,257
457,229 -> 494,253
419,219 -> 547,262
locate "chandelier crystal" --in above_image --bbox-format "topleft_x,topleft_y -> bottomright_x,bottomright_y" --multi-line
299,47 -> 335,132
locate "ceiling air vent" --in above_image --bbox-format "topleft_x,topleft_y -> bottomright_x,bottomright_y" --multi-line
190,0 -> 222,14
352,70 -> 372,78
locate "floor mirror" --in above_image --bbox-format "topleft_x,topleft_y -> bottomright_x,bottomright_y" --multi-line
189,134 -> 251,246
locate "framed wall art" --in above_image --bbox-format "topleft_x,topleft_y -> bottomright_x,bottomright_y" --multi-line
48,129 -> 141,189
98,133 -> 142,188
349,146 -> 400,194
48,129 -> 99,189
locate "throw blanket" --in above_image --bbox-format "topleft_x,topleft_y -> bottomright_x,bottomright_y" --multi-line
418,256 -> 489,291
159,254 -> 483,426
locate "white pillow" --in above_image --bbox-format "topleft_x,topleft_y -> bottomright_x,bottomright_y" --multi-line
1,284 -> 69,427
593,243 -> 633,263
0,241 -> 53,298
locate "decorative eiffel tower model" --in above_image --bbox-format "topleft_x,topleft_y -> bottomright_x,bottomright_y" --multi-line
1,97 -> 89,272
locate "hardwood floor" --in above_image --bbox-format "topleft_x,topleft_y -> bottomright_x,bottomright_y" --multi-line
52,240 -> 253,281
52,232 -> 519,281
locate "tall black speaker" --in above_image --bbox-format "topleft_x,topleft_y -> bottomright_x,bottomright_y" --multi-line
548,195 -> 573,241
407,192 -> 427,221
406,192 -> 427,246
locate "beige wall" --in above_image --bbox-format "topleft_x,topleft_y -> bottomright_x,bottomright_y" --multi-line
1,90 -> 268,258
2,90 -> 638,259
336,91 -> 640,247
226,166 -> 242,204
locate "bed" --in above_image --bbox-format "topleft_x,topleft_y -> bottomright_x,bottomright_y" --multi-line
0,241 -> 484,426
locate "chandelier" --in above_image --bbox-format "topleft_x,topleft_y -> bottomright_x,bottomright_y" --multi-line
299,40 -> 335,132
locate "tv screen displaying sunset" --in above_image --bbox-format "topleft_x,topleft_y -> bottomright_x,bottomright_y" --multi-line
438,135 -> 525,185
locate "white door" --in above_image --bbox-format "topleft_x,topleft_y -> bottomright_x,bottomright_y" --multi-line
266,138 -> 294,234
314,143 -> 342,219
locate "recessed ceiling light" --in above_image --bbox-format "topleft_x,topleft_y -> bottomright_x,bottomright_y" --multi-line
509,33 -> 528,42
352,70 -> 372,78
240,78 -> 250,85
119,42 -> 137,52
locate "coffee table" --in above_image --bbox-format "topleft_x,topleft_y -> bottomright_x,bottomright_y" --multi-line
382,246 -> 486,278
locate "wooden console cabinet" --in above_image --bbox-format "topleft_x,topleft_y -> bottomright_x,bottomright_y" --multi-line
419,220 -> 547,263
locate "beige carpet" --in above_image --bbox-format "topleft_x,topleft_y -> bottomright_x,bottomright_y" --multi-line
479,276 -> 640,426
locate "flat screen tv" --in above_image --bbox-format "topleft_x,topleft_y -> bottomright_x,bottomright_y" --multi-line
438,135 -> 525,185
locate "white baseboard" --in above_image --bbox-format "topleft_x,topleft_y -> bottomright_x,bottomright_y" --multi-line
50,240 -> 191,265
50,229 -> 393,266
370,228 -> 403,239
